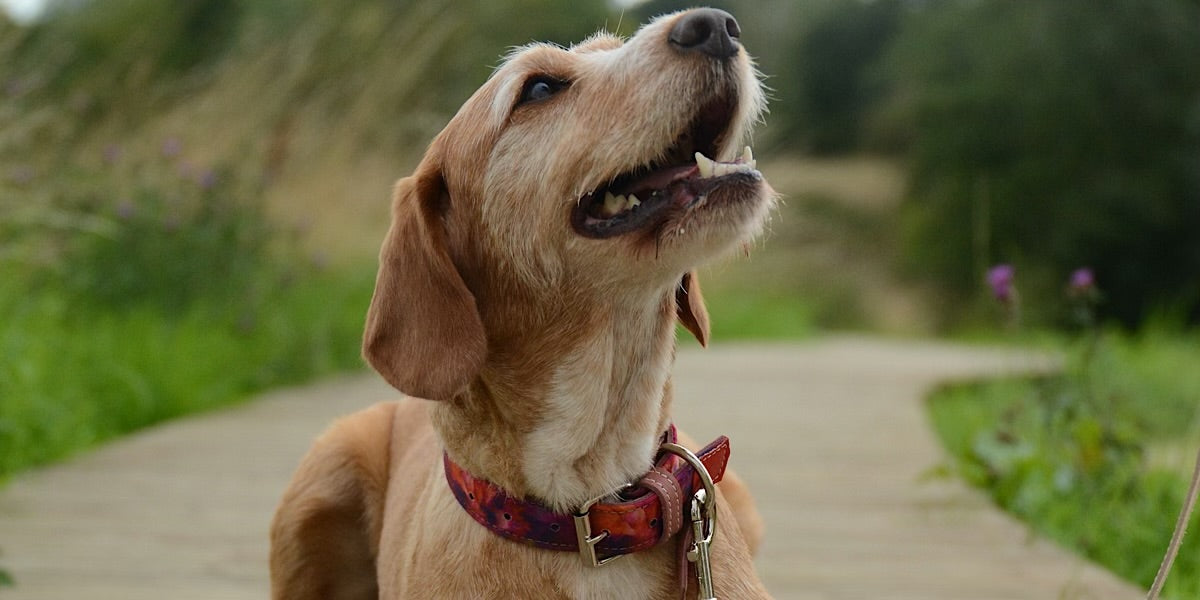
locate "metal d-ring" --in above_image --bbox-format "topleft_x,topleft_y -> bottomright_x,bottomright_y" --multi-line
658,442 -> 718,543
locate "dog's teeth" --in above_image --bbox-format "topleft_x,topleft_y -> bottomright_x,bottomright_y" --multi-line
695,152 -> 714,178
742,146 -> 753,163
627,194 -> 641,209
602,192 -> 625,217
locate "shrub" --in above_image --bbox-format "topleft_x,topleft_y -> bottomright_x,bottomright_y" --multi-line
885,0 -> 1200,327
776,0 -> 903,154
57,164 -> 277,316
0,139 -> 372,481
929,332 -> 1200,596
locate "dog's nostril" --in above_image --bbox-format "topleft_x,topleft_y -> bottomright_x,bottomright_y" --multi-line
669,8 -> 741,59
671,17 -> 711,48
726,17 -> 741,40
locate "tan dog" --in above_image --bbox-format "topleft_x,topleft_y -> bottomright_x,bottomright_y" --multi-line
270,8 -> 776,599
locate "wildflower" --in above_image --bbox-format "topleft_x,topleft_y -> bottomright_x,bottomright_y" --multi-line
102,144 -> 122,165
115,199 -> 136,221
986,264 -> 1021,330
1068,268 -> 1095,295
7,165 -> 34,186
987,264 -> 1016,303
311,251 -> 330,270
4,77 -> 27,98
161,137 -> 182,158
197,169 -> 217,190
1067,267 -> 1101,328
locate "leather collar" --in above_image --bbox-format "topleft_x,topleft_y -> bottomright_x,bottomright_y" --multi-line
443,426 -> 731,563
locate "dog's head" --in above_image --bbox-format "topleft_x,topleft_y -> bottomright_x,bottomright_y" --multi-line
365,9 -> 775,399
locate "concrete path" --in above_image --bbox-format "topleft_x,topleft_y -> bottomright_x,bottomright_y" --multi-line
0,337 -> 1144,599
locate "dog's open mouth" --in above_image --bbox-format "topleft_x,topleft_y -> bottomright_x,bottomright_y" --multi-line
571,98 -> 763,239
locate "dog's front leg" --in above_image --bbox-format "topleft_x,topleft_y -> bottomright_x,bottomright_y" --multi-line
269,402 -> 395,599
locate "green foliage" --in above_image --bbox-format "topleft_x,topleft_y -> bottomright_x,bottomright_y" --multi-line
702,289 -> 814,341
929,330 -> 1200,597
0,266 -> 374,480
55,170 -> 274,315
777,0 -> 903,153
0,144 -> 374,481
8,0 -> 239,108
886,0 -> 1200,327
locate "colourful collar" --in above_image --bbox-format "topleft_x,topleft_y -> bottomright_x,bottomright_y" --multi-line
443,426 -> 731,565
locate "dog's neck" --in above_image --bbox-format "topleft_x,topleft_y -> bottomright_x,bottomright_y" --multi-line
430,283 -> 678,513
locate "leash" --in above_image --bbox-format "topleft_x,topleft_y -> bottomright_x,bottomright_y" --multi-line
661,442 -> 719,599
1147,443 -> 1200,599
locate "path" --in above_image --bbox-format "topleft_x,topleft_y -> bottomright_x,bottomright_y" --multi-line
0,337 -> 1144,598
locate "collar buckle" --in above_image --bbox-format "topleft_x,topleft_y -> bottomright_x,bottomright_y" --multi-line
572,484 -> 631,567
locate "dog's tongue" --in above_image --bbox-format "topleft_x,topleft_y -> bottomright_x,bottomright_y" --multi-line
622,164 -> 698,196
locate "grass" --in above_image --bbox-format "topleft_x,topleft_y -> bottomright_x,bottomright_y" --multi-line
928,329 -> 1200,597
705,288 -> 816,340
0,265 -> 376,480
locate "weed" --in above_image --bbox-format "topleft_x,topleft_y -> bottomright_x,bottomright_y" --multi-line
0,140 -> 374,482
929,266 -> 1200,596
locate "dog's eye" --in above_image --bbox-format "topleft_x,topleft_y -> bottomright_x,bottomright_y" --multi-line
518,76 -> 568,106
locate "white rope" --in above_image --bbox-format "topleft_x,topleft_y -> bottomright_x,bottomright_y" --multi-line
1147,443 -> 1200,599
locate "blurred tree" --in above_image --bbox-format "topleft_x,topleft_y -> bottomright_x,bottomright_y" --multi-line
779,0 -> 903,154
885,0 -> 1200,327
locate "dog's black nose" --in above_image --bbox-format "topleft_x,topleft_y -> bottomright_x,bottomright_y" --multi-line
669,8 -> 741,59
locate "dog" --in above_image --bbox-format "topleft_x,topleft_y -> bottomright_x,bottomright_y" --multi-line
270,8 -> 776,599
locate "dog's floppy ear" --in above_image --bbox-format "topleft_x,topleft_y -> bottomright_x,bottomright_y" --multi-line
362,169 -> 487,400
675,270 -> 710,347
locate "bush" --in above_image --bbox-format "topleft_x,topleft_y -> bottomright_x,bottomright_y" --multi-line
0,142 -> 373,481
929,330 -> 1200,597
0,264 -> 374,479
56,165 -> 275,316
775,0 -> 903,154
885,0 -> 1200,327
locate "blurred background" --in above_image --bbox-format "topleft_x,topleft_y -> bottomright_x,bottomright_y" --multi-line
1,0 -> 1198,595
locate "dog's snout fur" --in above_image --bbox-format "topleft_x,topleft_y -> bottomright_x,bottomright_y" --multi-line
272,9 -> 775,599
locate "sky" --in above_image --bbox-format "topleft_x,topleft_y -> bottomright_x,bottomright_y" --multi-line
0,0 -> 45,24
0,0 -> 645,25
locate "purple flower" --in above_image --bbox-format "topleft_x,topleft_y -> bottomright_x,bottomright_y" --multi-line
5,77 -> 27,98
310,251 -> 330,270
115,199 -> 136,221
102,144 -> 122,165
987,264 -> 1016,303
197,169 -> 217,190
1069,268 -> 1095,292
7,165 -> 35,186
161,137 -> 182,158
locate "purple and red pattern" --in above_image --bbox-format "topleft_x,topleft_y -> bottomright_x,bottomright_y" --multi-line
443,428 -> 730,561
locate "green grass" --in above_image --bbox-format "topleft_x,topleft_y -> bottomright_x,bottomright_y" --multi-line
928,330 -> 1200,597
0,255 -> 815,483
0,266 -> 375,480
704,288 -> 815,340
